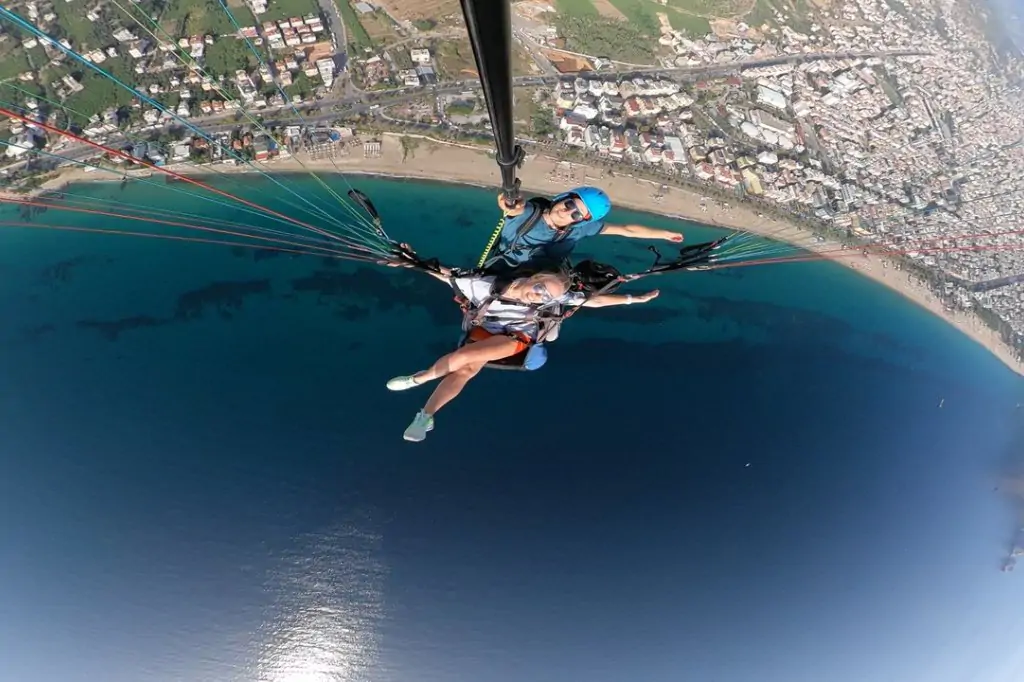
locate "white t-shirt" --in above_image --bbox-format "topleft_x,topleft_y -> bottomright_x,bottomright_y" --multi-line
452,275 -> 586,338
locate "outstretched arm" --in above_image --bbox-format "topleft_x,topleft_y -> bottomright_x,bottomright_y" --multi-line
601,223 -> 683,242
582,290 -> 660,308
420,265 -> 454,282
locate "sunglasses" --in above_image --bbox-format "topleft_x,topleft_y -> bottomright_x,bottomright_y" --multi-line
530,282 -> 555,302
563,196 -> 591,223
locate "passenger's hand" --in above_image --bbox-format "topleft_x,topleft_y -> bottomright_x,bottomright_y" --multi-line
663,231 -> 684,243
636,290 -> 660,303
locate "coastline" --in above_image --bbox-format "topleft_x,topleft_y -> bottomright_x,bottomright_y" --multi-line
7,133 -> 1023,376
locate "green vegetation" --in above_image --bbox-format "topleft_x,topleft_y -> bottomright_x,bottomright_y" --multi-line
531,108 -> 556,136
25,45 -> 48,68
553,15 -> 656,63
64,57 -> 137,119
432,39 -> 476,79
0,82 -> 53,121
744,0 -> 778,28
335,0 -> 373,52
555,0 -> 599,17
259,0 -> 319,23
284,71 -> 317,101
0,50 -> 31,81
412,19 -> 436,31
606,0 -> 660,34
162,0 -> 253,36
203,37 -> 257,76
446,101 -> 475,116
667,0 -> 746,14
51,11 -> 103,49
667,10 -> 711,36
399,134 -> 419,161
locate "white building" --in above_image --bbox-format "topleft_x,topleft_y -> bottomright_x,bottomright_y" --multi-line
410,48 -> 430,65
756,85 -> 787,112
5,133 -> 34,158
572,104 -> 599,121
316,57 -> 335,86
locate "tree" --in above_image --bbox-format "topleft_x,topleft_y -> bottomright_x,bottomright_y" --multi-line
531,108 -> 556,136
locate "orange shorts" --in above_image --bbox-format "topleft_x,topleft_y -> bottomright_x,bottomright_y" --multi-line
466,326 -> 531,355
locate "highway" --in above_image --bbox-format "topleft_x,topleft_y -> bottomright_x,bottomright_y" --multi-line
34,48 -> 930,163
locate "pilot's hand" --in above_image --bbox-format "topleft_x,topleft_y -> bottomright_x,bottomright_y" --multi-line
497,193 -> 525,216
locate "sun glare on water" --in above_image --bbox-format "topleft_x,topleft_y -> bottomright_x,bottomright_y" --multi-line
254,522 -> 388,682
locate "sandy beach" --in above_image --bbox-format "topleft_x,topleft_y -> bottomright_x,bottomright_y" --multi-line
7,133 -> 1023,375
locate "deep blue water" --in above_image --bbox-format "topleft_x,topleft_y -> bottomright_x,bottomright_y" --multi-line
2,176 -> 1024,682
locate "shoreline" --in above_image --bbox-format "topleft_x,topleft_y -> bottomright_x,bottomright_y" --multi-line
5,134 -> 1023,376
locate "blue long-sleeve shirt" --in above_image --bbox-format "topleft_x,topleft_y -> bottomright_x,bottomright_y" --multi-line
484,199 -> 605,270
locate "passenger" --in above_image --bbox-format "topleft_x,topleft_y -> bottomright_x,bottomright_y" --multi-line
483,186 -> 685,271
386,266 -> 659,442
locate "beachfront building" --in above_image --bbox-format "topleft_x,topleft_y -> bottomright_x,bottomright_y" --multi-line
5,133 -> 35,158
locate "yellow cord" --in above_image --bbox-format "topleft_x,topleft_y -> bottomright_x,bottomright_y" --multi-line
476,215 -> 506,268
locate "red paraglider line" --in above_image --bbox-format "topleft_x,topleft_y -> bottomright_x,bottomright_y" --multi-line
0,196 -> 354,257
0,219 -> 387,263
0,107 -> 381,255
43,189 -> 346,248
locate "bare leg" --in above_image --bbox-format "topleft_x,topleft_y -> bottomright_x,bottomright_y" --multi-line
413,335 -> 521,385
423,363 -> 484,416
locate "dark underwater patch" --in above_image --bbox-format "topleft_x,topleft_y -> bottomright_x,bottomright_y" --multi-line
23,323 -> 55,341
76,314 -> 166,341
174,279 -> 272,320
686,292 -> 914,356
288,266 -> 455,326
251,248 -> 283,262
587,304 -> 683,325
39,256 -> 95,286
335,304 -> 371,321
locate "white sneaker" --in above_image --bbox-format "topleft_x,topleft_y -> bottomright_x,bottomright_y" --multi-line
387,375 -> 421,391
403,410 -> 434,442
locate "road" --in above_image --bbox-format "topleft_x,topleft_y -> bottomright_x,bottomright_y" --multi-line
36,48 -> 930,163
511,27 -> 558,77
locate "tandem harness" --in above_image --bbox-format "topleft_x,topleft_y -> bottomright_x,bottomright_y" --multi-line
447,260 -> 629,372
451,273 -> 571,372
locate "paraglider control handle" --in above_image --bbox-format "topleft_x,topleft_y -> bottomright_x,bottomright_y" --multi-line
390,242 -> 444,274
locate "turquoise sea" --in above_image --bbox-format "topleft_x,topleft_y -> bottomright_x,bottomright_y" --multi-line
2,175 -> 1024,682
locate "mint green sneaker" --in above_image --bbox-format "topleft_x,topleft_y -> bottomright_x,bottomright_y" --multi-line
403,410 -> 434,442
387,375 -> 421,391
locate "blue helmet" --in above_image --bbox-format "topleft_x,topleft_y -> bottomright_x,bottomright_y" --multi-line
570,186 -> 611,222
